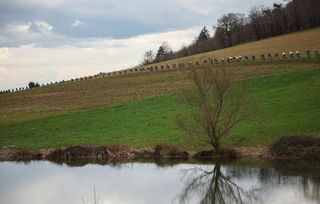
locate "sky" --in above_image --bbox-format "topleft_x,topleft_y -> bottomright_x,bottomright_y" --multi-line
0,0 -> 277,90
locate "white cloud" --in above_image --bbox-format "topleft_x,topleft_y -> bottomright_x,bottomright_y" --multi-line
0,67 -> 8,82
0,47 -> 9,60
0,21 -> 68,47
83,27 -> 199,50
4,23 -> 30,33
28,21 -> 53,33
15,24 -> 30,33
70,20 -> 86,28
4,21 -> 54,35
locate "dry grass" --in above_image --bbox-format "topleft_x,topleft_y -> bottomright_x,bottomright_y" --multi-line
107,144 -> 130,153
154,143 -> 187,158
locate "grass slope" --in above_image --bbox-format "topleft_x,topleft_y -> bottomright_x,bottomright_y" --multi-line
1,68 -> 319,150
0,59 -> 318,126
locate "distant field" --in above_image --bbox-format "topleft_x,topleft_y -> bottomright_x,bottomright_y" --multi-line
0,68 -> 319,150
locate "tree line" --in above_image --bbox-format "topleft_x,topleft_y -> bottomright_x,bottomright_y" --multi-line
142,0 -> 320,64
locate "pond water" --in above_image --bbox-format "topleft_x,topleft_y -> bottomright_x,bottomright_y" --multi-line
0,160 -> 319,204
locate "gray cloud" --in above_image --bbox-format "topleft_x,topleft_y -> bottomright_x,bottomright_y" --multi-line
0,0 -> 276,47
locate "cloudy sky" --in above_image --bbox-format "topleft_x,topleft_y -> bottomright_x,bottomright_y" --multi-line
0,0 -> 277,90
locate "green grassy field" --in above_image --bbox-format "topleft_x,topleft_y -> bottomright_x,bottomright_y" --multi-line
1,68 -> 319,150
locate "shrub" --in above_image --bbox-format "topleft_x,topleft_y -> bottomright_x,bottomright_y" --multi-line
269,135 -> 320,160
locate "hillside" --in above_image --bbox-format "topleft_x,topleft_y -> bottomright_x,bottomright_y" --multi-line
0,68 -> 319,150
0,59 -> 318,126
0,29 -> 320,150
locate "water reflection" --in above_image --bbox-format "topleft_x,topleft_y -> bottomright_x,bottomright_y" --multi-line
272,161 -> 320,203
0,160 -> 319,204
177,161 -> 261,204
177,161 -> 320,204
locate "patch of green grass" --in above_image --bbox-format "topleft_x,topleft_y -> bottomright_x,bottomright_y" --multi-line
0,94 -> 190,150
226,68 -> 320,146
0,68 -> 320,150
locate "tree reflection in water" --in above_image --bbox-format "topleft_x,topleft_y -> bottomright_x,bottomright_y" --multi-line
177,161 -> 261,204
272,161 -> 320,203
177,161 -> 320,204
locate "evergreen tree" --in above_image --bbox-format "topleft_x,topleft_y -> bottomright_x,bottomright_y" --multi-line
155,42 -> 172,60
197,26 -> 210,42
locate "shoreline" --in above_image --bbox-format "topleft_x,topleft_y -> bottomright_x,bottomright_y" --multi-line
0,144 -> 311,163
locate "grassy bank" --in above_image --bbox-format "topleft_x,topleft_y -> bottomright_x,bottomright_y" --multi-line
1,68 -> 319,150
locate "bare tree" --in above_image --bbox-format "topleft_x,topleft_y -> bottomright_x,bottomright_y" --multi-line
142,50 -> 155,65
177,66 -> 251,152
214,13 -> 245,47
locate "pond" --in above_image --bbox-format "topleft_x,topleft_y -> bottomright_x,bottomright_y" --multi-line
0,160 -> 319,204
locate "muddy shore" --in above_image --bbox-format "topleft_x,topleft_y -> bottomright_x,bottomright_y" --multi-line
0,145 -> 283,164
1,135 -> 319,163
